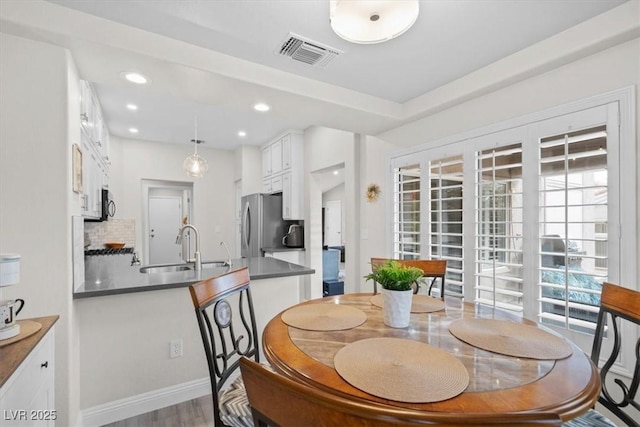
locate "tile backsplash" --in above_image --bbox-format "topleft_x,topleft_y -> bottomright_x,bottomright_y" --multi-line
84,219 -> 136,249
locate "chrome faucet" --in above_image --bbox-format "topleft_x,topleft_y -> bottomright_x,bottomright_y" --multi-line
176,224 -> 202,270
130,251 -> 141,266
220,241 -> 232,267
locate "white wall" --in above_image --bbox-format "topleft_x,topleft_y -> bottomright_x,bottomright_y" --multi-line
0,33 -> 81,427
358,135 -> 397,291
109,136 -> 237,261
304,127 -> 361,296
303,128 -> 399,296
233,145 -> 261,196
380,38 -> 639,150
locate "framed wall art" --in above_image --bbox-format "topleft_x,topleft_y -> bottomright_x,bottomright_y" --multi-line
72,144 -> 83,193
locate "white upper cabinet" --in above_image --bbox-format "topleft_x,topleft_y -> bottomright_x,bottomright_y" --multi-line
262,145 -> 272,177
271,139 -> 283,175
261,131 -> 304,220
282,134 -> 292,170
262,140 -> 283,177
79,80 -> 110,219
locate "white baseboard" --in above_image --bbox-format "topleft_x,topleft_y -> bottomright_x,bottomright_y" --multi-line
76,377 -> 211,427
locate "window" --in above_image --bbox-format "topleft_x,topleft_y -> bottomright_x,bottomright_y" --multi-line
474,144 -> 524,313
538,126 -> 609,333
393,164 -> 420,259
389,89 -> 634,358
429,156 -> 464,297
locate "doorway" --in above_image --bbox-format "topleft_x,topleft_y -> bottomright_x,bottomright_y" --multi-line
141,179 -> 193,265
148,196 -> 182,264
323,200 -> 342,247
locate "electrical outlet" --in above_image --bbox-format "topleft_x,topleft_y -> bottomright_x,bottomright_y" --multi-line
170,339 -> 183,358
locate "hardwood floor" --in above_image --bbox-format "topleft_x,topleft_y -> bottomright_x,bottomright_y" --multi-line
101,395 -> 214,427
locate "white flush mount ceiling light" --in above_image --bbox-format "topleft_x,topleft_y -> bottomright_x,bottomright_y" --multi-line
120,71 -> 150,85
126,103 -> 138,110
330,0 -> 419,44
238,131 -> 247,137
128,127 -> 139,134
183,117 -> 208,178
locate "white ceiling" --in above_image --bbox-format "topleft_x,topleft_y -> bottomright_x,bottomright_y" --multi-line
1,0 -> 628,150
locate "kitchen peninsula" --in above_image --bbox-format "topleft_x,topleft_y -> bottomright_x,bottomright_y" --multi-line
74,256 -> 314,424
74,256 -> 314,298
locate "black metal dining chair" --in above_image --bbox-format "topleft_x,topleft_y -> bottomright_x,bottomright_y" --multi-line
563,282 -> 640,427
189,267 -> 260,427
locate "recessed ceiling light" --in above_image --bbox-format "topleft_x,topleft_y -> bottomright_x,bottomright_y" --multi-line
253,103 -> 270,112
120,71 -> 150,85
126,103 -> 138,111
129,127 -> 139,134
238,131 -> 247,137
333,170 -> 339,175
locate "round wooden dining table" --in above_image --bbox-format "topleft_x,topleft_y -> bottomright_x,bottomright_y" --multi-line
262,293 -> 601,425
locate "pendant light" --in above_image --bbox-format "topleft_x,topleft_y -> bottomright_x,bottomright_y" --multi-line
330,0 -> 419,44
183,116 -> 208,178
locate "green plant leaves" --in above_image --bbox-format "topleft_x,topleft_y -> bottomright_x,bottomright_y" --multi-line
364,260 -> 424,291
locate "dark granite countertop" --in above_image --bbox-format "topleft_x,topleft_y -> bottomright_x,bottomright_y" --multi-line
74,256 -> 315,299
262,247 -> 305,252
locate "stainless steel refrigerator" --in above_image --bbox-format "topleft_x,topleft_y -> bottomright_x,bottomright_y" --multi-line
241,193 -> 288,257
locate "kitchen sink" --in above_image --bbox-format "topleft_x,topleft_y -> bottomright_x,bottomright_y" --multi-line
139,261 -> 228,274
140,265 -> 192,274
201,261 -> 228,268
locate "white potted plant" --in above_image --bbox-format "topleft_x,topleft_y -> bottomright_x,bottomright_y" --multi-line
364,260 -> 423,328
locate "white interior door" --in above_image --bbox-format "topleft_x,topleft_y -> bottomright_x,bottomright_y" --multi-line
324,200 -> 342,246
149,196 -> 183,264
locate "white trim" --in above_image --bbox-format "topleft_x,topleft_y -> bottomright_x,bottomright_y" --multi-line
390,86 -> 636,160
76,377 -> 211,427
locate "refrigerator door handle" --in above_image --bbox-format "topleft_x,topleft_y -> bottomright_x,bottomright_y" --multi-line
243,201 -> 251,250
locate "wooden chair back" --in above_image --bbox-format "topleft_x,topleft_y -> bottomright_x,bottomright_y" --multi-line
189,267 -> 259,427
239,356 -> 562,426
370,257 -> 447,299
590,282 -> 640,426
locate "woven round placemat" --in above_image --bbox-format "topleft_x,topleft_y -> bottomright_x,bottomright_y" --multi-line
0,320 -> 42,348
334,337 -> 469,403
370,294 -> 445,313
281,303 -> 367,331
448,319 -> 573,360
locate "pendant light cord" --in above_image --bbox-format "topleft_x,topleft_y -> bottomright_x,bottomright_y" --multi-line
193,116 -> 198,155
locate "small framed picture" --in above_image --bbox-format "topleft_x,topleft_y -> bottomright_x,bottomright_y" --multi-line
73,144 -> 83,193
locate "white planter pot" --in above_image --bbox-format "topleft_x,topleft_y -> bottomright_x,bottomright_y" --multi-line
382,288 -> 413,328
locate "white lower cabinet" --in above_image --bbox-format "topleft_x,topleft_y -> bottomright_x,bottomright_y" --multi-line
0,328 -> 56,426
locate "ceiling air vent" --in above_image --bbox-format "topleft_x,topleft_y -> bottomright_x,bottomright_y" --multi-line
277,33 -> 343,68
